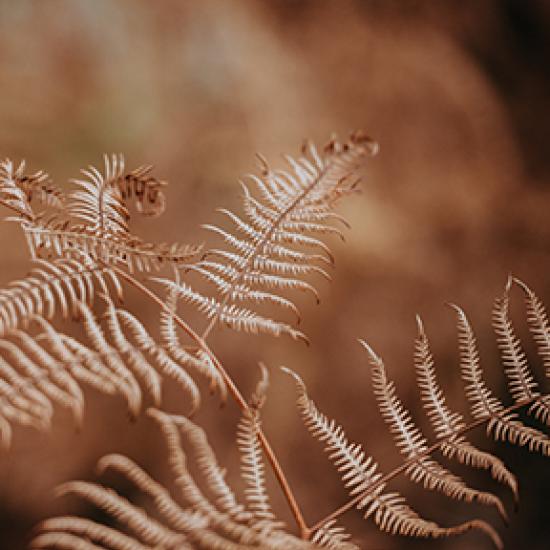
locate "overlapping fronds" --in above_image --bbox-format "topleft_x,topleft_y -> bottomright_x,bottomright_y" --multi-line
414,317 -> 519,502
0,292 -> 231,448
159,278 -> 228,401
366,343 -> 510,542
4,154 -> 200,272
0,255 -> 121,336
302,278 -> 549,548
284,368 -> 497,548
365,340 -> 507,522
453,287 -> 550,455
20,215 -> 201,272
33,408 -> 327,550
154,132 -> 378,342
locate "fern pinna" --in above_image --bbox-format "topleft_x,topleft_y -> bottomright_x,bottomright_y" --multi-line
0,134 -> 548,548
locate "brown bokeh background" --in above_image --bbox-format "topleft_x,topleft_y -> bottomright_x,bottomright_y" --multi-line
0,1 -> 549,548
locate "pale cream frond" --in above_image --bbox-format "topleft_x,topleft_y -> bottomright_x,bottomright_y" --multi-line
115,308 -> 201,415
154,133 -> 377,343
237,366 -> 283,533
33,517 -> 152,550
493,281 -> 550,426
102,297 -> 163,407
0,255 -> 121,335
414,316 -> 518,502
283,366 -> 383,498
158,282 -> 227,401
153,277 -> 308,343
68,154 -> 129,235
362,492 -> 502,549
285,365 -> 500,548
11,155 -> 201,272
364,340 -> 507,522
454,305 -> 550,456
310,519 -> 359,550
514,278 -> 550,388
55,480 -> 190,547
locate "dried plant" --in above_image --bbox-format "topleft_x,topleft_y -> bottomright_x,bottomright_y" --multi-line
0,133 -> 548,549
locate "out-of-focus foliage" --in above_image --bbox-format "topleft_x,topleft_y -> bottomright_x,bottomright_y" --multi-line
0,1 -> 548,548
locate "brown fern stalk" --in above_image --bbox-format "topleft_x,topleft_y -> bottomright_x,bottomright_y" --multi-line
111,264 -> 311,538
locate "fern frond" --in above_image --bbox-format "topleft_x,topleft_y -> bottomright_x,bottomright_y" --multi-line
102,297 -> 163,407
0,285 -> 228,447
54,480 -> 190,547
237,365 -> 282,532
309,519 -> 359,550
414,316 -> 518,501
115,162 -> 167,218
10,155 -> 200,272
35,408 -> 321,549
32,517 -> 151,550
283,367 -> 383,498
514,277 -> 550,385
154,277 -> 308,343
0,255 -> 121,336
68,154 -> 130,235
454,305 -> 550,456
156,133 -> 377,343
362,492 -> 502,549
284,367 -> 501,548
493,280 -> 550,426
19,216 -> 201,272
114,308 -> 201,415
0,159 -> 63,219
364,340 -> 507,521
0,305 -> 149,445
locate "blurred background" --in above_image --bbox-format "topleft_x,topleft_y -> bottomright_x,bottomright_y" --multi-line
0,1 -> 549,548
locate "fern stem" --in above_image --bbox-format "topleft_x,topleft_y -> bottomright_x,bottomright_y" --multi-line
310,395 -> 541,535
111,265 -> 311,538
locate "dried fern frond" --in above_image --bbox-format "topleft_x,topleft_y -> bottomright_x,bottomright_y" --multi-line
414,316 -> 518,502
493,279 -> 550,426
0,290 -> 223,448
309,520 -> 360,550
0,159 -> 64,219
365,340 -> 508,521
34,408 -> 323,550
283,367 -> 499,548
237,365 -> 283,533
453,302 -> 550,455
7,154 -> 201,272
0,255 -> 121,336
309,279 -> 550,548
19,215 -> 201,272
155,132 -> 378,342
514,277 -> 550,390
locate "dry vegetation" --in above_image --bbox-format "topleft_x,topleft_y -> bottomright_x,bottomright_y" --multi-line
0,1 -> 548,549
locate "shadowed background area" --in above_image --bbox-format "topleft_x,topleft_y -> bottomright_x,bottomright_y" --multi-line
0,1 -> 549,548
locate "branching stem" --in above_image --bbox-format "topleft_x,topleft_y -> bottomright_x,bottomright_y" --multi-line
112,265 -> 310,538
310,395 -> 542,535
